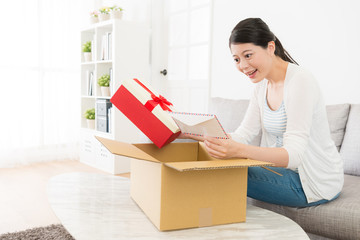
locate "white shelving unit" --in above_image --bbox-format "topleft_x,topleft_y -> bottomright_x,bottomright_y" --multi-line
80,19 -> 149,174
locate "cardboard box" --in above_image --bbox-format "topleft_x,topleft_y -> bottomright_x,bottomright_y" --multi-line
110,78 -> 180,148
96,136 -> 273,231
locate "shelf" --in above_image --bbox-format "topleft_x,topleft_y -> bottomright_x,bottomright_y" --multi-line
81,95 -> 96,99
94,19 -> 116,28
80,60 -> 112,65
81,61 -> 95,65
82,126 -> 113,135
81,19 -> 132,31
97,60 -> 112,64
81,96 -> 112,100
81,95 -> 112,99
81,126 -> 113,137
80,20 -> 149,174
96,96 -> 111,100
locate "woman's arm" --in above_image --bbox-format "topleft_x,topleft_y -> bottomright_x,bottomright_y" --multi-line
231,87 -> 262,144
204,136 -> 289,167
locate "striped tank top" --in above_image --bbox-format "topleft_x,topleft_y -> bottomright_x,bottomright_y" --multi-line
264,99 -> 287,147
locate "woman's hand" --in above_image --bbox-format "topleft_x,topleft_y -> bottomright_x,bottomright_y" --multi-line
204,136 -> 243,159
178,132 -> 205,142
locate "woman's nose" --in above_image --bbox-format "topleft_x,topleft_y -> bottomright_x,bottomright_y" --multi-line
239,60 -> 249,72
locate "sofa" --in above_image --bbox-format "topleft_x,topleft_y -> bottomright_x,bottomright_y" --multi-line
209,98 -> 360,240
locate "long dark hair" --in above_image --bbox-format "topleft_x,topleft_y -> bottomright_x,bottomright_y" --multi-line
229,18 -> 298,65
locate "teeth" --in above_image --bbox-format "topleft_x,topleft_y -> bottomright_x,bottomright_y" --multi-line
248,70 -> 256,76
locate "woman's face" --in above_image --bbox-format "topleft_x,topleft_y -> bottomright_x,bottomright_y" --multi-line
230,42 -> 274,83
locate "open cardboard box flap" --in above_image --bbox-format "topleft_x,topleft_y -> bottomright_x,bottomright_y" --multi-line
96,136 -> 272,172
164,159 -> 272,171
95,136 -> 159,163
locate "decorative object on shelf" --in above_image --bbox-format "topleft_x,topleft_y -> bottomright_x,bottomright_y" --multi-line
101,32 -> 112,60
98,73 -> 111,96
110,5 -> 123,19
86,71 -> 94,96
96,99 -> 112,133
99,7 -> 110,22
82,41 -> 92,62
84,108 -> 95,129
89,11 -> 99,24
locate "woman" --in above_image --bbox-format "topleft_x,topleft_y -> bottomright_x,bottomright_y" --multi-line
183,18 -> 343,207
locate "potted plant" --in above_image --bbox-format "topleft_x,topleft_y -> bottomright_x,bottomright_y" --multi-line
82,41 -> 92,62
98,73 -> 110,96
84,108 -> 95,129
89,11 -> 99,24
110,5 -> 123,19
99,7 -> 110,21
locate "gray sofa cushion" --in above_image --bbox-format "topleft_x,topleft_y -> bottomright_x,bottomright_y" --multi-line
208,98 -> 353,148
208,98 -> 249,132
326,104 -> 350,151
340,104 -> 360,176
248,174 -> 360,240
208,98 -> 261,146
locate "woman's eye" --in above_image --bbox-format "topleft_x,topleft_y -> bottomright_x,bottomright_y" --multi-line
245,54 -> 252,59
234,58 -> 240,63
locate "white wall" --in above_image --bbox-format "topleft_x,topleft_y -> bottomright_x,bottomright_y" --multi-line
211,0 -> 360,104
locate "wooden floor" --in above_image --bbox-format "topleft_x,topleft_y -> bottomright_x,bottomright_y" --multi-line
0,160 -> 129,235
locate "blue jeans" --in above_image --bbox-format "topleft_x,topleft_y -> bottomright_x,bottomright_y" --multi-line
247,167 -> 339,207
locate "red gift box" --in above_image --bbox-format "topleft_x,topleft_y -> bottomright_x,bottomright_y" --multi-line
111,78 -> 180,148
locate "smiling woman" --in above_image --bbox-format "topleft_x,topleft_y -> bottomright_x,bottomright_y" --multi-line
182,17 -> 344,208
220,18 -> 343,207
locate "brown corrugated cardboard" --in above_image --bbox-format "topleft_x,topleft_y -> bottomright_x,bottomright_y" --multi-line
96,136 -> 273,231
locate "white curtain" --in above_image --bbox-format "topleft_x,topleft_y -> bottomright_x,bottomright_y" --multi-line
0,0 -> 97,167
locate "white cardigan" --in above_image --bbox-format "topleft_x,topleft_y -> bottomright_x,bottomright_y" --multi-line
231,63 -> 344,203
